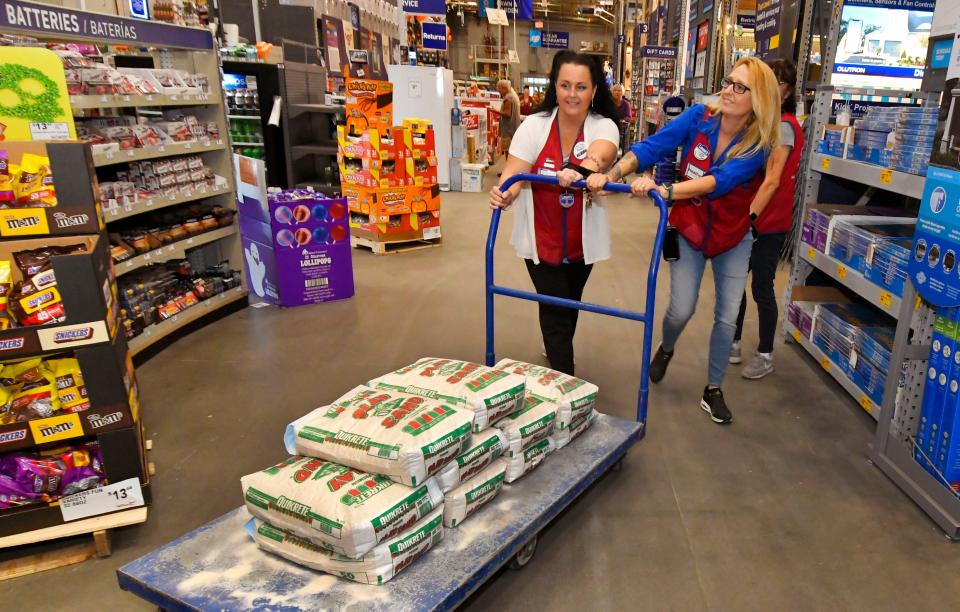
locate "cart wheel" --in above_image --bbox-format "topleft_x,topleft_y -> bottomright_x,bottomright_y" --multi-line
508,535 -> 538,570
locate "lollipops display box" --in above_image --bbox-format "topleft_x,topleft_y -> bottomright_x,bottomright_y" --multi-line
238,193 -> 355,307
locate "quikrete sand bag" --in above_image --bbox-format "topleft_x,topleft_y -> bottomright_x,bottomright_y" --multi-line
434,427 -> 508,492
494,359 -> 598,429
494,392 -> 557,457
285,385 -> 473,486
369,358 -> 526,432
241,456 -> 443,558
247,506 -> 444,584
503,438 -> 554,483
551,409 -> 597,450
443,460 -> 507,528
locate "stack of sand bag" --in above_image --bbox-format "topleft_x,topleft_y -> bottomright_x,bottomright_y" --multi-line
239,357 -> 599,584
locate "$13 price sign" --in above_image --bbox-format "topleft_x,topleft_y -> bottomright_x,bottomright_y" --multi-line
59,477 -> 145,522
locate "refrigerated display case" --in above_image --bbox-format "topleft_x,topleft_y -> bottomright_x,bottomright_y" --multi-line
222,60 -> 289,188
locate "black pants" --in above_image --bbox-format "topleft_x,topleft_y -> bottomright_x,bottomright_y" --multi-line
525,259 -> 593,376
735,232 -> 787,354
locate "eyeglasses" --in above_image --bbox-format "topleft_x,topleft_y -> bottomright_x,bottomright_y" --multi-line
720,78 -> 751,95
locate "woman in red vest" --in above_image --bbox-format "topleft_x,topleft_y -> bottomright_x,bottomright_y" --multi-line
587,57 -> 781,424
731,59 -> 805,379
489,52 -> 622,376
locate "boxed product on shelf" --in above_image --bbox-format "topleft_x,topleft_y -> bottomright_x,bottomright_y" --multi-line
348,210 -> 441,239
800,204 -> 914,254
0,142 -> 103,238
337,154 -> 406,189
396,124 -> 439,186
106,198 -> 234,262
76,115 -> 221,156
787,286 -> 851,339
863,237 -> 912,298
344,77 -> 393,134
828,220 -> 915,274
336,126 -> 403,163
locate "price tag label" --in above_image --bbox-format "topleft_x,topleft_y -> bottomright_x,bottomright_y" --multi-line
837,265 -> 847,279
821,357 -> 831,371
109,207 -> 118,217
99,95 -> 109,102
171,314 -> 180,323
423,227 -> 442,240
143,252 -> 151,261
880,169 -> 893,185
187,237 -> 195,245
146,199 -> 154,208
105,151 -> 115,160
860,395 -> 872,413
793,329 -> 802,343
879,291 -> 893,309
126,150 -> 135,157
158,145 -> 166,153
123,95 -> 131,102
153,248 -> 162,259
807,247 -> 817,261
821,157 -> 831,170
29,122 -> 71,141
145,95 -> 154,102
123,203 -> 133,213
125,260 -> 134,268
171,94 -> 179,101
60,477 -> 144,522
185,142 -> 193,149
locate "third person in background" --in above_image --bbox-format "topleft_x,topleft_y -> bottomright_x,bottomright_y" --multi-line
496,79 -> 522,159
611,83 -> 632,152
731,59 -> 805,379
586,57 -> 781,425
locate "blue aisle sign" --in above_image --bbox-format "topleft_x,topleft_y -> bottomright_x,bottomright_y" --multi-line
542,31 -> 569,49
421,22 -> 446,49
529,29 -> 542,48
834,64 -> 925,79
402,0 -> 446,15
478,0 -> 532,20
642,46 -> 678,58
128,0 -> 149,20
932,39 -> 954,70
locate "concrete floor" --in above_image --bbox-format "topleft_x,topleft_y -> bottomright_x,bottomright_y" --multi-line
5,172 -> 960,610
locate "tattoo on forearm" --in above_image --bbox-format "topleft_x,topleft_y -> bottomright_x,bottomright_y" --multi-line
608,152 -> 638,181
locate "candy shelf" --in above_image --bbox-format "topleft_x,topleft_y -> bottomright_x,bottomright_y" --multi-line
104,184 -> 232,222
798,244 -> 903,318
811,154 -> 926,200
127,286 -> 248,356
115,225 -> 238,277
70,92 -> 216,110
92,139 -> 227,167
785,321 -> 879,420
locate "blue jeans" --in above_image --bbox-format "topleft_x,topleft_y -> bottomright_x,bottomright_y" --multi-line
661,233 -> 752,387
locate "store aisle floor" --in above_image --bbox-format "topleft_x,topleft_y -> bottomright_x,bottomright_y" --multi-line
5,173 -> 960,610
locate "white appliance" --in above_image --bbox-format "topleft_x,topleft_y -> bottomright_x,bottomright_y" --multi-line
387,65 -> 454,190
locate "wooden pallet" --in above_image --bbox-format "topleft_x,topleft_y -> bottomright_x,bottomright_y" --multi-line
351,234 -> 443,255
0,506 -> 148,580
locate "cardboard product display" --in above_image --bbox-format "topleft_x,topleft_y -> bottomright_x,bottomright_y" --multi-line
0,234 -> 120,359
349,210 -> 441,238
345,184 -> 441,220
344,77 -> 393,134
0,332 -> 140,453
396,126 -> 438,186
0,141 -> 104,238
0,423 -> 150,538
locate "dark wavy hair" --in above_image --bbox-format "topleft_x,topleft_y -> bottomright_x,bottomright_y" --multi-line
767,59 -> 797,115
532,51 -> 620,124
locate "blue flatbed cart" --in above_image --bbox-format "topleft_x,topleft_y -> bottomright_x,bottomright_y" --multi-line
116,175 -> 668,611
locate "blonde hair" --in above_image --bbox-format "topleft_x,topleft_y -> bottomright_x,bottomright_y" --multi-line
709,57 -> 781,161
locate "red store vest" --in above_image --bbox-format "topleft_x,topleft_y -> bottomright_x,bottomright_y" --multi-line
668,121 -> 763,257
530,117 -> 587,265
754,112 -> 805,234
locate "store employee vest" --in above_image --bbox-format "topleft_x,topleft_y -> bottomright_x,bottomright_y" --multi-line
668,123 -> 762,257
754,112 -> 805,234
530,117 -> 587,265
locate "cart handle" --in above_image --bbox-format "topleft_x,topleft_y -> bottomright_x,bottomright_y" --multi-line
485,173 -> 669,430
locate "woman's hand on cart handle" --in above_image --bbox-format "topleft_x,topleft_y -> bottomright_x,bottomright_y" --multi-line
585,171 -> 614,195
629,175 -> 666,200
556,168 -> 583,188
490,185 -> 516,210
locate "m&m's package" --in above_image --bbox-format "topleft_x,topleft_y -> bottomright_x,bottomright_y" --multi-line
0,441 -> 105,510
8,153 -> 57,208
0,355 -> 89,425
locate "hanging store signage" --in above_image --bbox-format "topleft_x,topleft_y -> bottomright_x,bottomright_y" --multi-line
529,29 -> 542,47
844,0 -> 934,9
421,22 -> 447,50
0,0 -> 213,49
689,0 -> 698,21
478,0 -> 532,20
128,0 -> 149,20
737,12 -> 756,28
541,31 -> 569,49
932,39 -> 954,70
401,0 -> 446,15
754,0 -> 782,60
702,0 -> 714,13
642,45 -> 678,58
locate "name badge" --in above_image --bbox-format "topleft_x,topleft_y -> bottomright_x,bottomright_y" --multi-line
538,168 -> 558,177
559,191 -> 576,208
684,164 -> 706,180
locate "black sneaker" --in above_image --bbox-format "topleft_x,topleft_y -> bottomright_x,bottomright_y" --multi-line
649,346 -> 674,384
700,386 -> 733,424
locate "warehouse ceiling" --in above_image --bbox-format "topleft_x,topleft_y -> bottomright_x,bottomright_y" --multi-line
445,0 -> 621,26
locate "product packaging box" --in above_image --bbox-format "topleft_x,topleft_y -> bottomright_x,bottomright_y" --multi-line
344,77 -> 393,134
349,210 -> 441,239
345,184 -> 441,221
